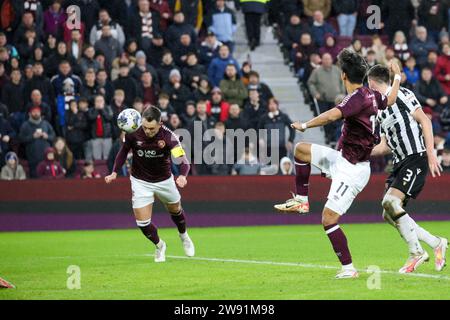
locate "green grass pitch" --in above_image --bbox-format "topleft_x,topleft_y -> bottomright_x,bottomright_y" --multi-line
1,222 -> 449,300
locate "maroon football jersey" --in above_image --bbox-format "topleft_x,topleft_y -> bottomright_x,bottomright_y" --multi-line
122,125 -> 182,183
336,87 -> 387,164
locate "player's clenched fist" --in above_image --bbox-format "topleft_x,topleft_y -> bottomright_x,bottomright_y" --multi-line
176,175 -> 187,188
291,121 -> 306,132
105,172 -> 117,184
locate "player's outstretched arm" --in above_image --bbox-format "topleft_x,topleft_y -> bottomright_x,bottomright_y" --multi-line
291,108 -> 342,132
105,142 -> 131,184
371,136 -> 391,157
386,62 -> 402,106
413,108 -> 443,177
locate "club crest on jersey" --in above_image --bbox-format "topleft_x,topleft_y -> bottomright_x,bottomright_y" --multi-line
158,140 -> 166,149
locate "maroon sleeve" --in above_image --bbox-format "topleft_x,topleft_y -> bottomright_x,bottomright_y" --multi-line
178,155 -> 190,177
336,92 -> 365,118
374,90 -> 388,111
112,134 -> 132,173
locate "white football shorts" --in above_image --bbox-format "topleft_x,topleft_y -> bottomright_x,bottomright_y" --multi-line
130,175 -> 181,209
310,144 -> 371,215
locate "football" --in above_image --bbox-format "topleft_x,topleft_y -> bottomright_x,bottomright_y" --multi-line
117,108 -> 142,133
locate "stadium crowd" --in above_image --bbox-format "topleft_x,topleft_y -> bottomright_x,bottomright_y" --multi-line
0,0 -> 450,180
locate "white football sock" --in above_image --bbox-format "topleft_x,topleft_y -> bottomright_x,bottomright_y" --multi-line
180,232 -> 189,240
407,216 -> 440,248
156,240 -> 164,249
342,263 -> 355,271
396,214 -> 424,255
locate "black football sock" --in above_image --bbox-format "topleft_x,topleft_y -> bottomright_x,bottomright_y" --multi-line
170,209 -> 187,234
136,219 -> 160,246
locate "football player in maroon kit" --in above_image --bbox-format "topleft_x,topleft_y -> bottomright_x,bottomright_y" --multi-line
105,106 -> 194,263
275,49 -> 402,278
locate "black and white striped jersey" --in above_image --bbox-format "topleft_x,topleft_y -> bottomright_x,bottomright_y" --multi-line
377,86 -> 426,164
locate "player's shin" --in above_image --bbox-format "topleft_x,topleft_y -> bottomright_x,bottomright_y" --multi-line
170,209 -> 187,235
136,219 -> 163,247
406,215 -> 440,248
324,224 -> 353,269
294,157 -> 310,200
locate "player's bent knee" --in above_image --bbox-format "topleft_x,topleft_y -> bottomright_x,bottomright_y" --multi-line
321,209 -> 340,226
381,194 -> 404,219
166,202 -> 182,214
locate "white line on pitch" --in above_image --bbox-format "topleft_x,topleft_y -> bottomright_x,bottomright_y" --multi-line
148,254 -> 450,281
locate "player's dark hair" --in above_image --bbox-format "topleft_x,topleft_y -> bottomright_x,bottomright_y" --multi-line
142,105 -> 161,123
337,49 -> 368,84
367,64 -> 391,84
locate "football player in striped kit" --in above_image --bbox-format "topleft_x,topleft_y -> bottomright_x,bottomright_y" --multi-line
368,65 -> 447,274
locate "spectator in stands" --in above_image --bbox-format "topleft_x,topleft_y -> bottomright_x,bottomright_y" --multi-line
347,38 -> 367,57
163,69 -> 192,114
24,62 -> 55,106
232,146 -> 261,175
140,71 -> 159,106
94,24 -> 123,71
247,71 -> 273,104
199,30 -> 222,67
157,50 -> 179,88
157,93 -> 176,125
81,68 -> 100,105
182,53 -> 206,90
381,46 -> 402,69
410,26 -> 439,68
129,0 -> 161,51
1,151 -> 26,180
78,46 -> 99,76
208,44 -> 240,87
418,0 -> 448,43
112,63 -> 140,106
130,50 -> 159,87
19,106 -> 55,177
90,8 -> 126,48
333,0 -> 357,37
240,0 -> 269,51
225,103 -> 247,130
45,41 -> 80,77
393,30 -> 411,63
366,49 -> 377,67
51,60 -> 82,96
307,53 -> 345,143
96,68 -> 114,103
172,33 -> 197,67
150,0 -> 172,32
87,95 -> 114,160
319,33 -> 340,63
279,156 -> 294,175
303,0 -> 331,18
240,61 -> 252,86
207,87 -> 230,123
54,136 -> 76,177
206,121 -> 231,175
166,11 -> 197,53
0,112 -> 14,167
146,32 -> 166,68
415,66 -> 449,112
80,160 -> 102,179
66,29 -> 83,61
258,97 -> 295,159
435,43 -> 450,95
243,89 -> 266,130
220,64 -> 248,108
205,0 -> 237,51
300,52 -> 321,86
0,0 -> 24,40
26,89 -> 52,123
381,0 -> 415,42
369,36 -> 386,66
65,99 -> 87,160
43,0 -> 66,40
181,100 -> 196,128
294,33 -> 318,78
309,10 -> 336,48
168,113 -> 182,131
193,74 -> 212,102
2,69 -> 25,132
16,28 -> 39,63
441,148 -> 450,171
403,56 -> 420,88
428,50 -> 439,71
282,13 -> 309,56
14,11 -> 44,46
